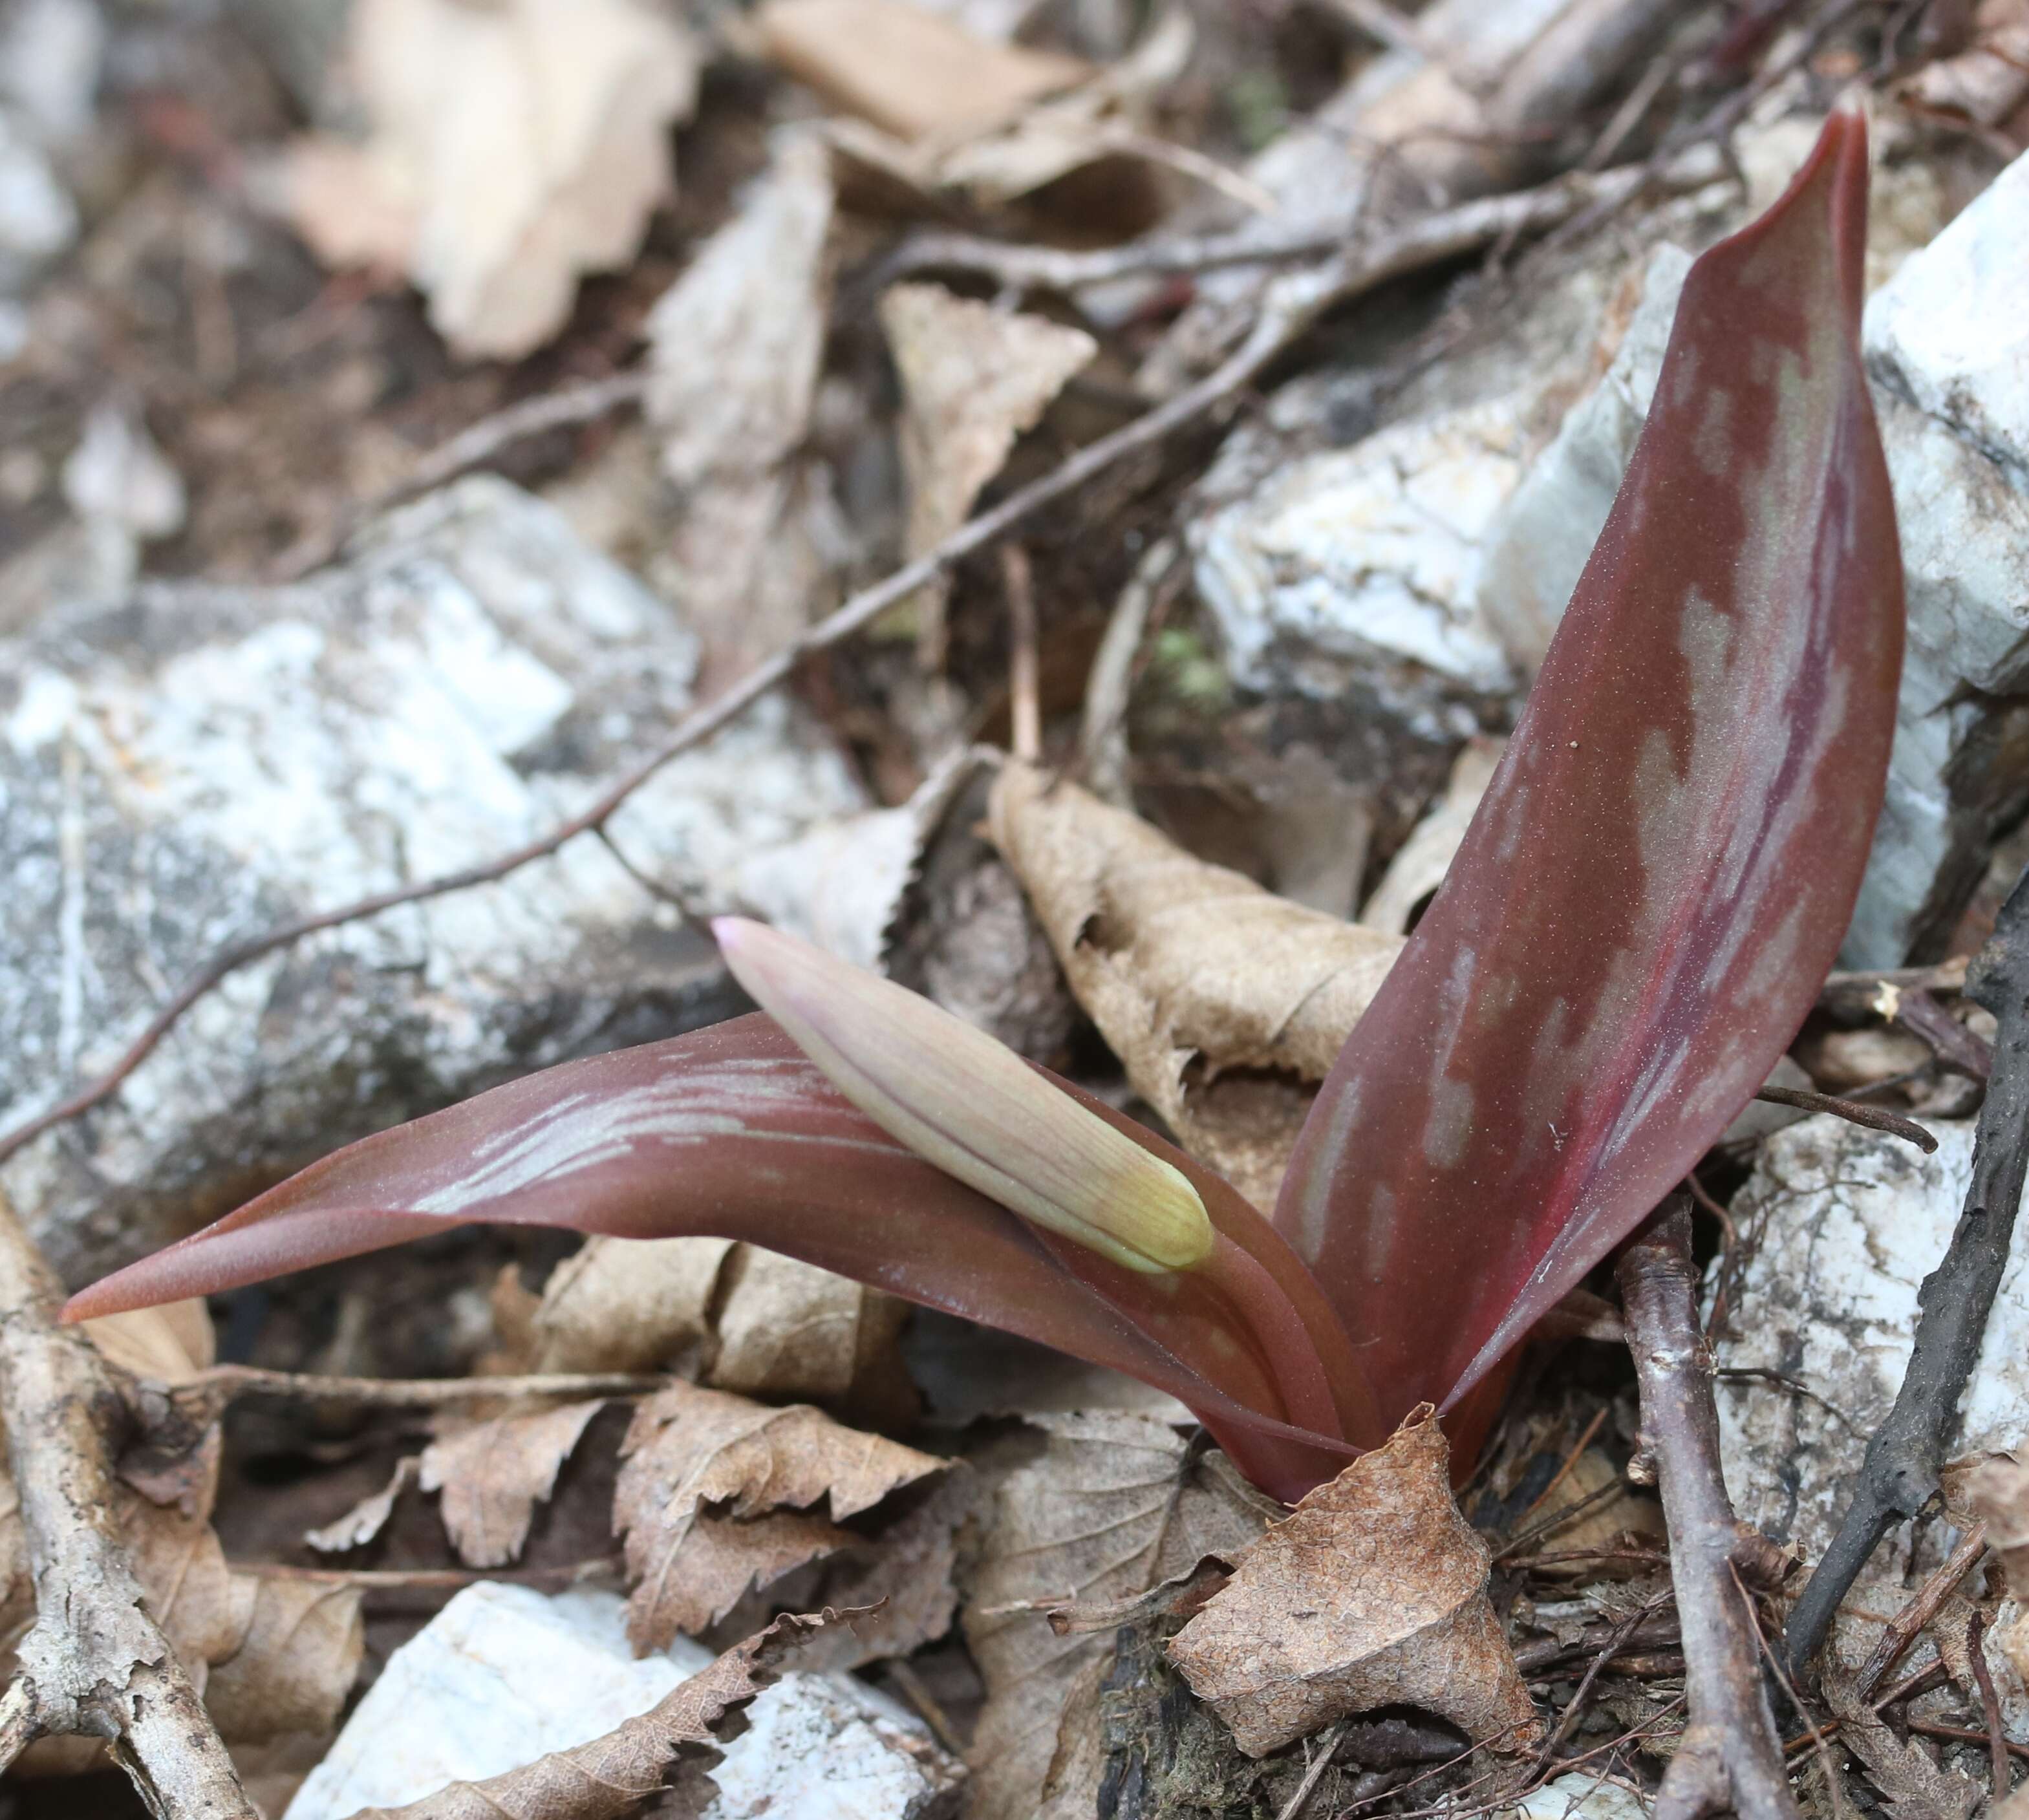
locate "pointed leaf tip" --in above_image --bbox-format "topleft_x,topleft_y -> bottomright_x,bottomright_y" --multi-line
713,916 -> 1216,1274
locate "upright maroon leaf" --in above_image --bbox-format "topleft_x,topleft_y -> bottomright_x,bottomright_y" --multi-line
67,1014 -> 1357,1501
1274,109 -> 1903,1420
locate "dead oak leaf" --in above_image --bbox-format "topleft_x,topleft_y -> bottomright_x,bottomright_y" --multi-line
960,1411 -> 1278,1820
989,760 -> 1402,1209
1168,1409 -> 1540,1758
615,1380 -> 943,1649
345,1609 -> 831,1820
420,1398 -> 607,1570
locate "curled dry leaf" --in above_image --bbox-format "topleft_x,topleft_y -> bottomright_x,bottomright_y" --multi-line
420,1398 -> 607,1570
989,760 -> 1402,1208
1968,1451 -> 2029,1687
205,1576 -> 367,1746
1168,1409 -> 1540,1757
961,1412 -> 1278,1820
615,1380 -> 945,1649
343,1609 -> 833,1820
527,1235 -> 914,1422
757,0 -> 1086,142
283,0 -> 700,359
880,284 -> 1096,659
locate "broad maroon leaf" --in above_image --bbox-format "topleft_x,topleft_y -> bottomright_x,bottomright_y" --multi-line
67,1014 -> 1360,1501
1274,109 -> 1904,1420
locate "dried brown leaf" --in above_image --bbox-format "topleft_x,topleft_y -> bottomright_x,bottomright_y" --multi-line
880,285 -> 1095,656
1823,1658 -> 1981,1820
343,1609 -> 829,1820
531,1236 -> 733,1375
1967,1451 -> 2029,1686
421,1399 -> 607,1569
284,0 -> 700,359
307,1456 -> 422,1555
205,1575 -> 365,1745
1168,1409 -> 1540,1757
989,760 -> 1402,1208
757,0 -> 1086,142
961,1412 -> 1277,1820
615,1380 -> 944,1648
1513,1449 -> 1664,1579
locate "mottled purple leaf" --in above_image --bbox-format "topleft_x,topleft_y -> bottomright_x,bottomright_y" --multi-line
1274,109 -> 1903,1421
67,1014 -> 1360,1501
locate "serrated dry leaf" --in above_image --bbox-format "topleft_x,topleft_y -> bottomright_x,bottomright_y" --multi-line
283,0 -> 698,360
204,1576 -> 365,1745
757,0 -> 1086,142
306,1456 -> 422,1555
1168,1409 -> 1540,1758
1968,1451 -> 2029,1687
532,1236 -> 734,1375
1360,737 -> 1505,936
345,1609 -> 828,1820
880,284 -> 1095,661
961,1411 -> 1277,1820
1822,1659 -> 1981,1820
421,1399 -> 606,1569
615,1380 -> 945,1649
989,760 -> 1402,1209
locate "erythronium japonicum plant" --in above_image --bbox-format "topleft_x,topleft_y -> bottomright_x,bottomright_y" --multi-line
66,110 -> 1904,1505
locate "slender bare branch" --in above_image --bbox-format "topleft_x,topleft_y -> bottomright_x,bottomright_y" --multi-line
1620,1201 -> 1800,1820
0,1189 -> 257,1819
1752,1084 -> 1938,1151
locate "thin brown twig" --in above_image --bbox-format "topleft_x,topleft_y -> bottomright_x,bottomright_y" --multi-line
1970,1608 -> 2015,1807
272,370 -> 650,582
234,1556 -> 619,1591
1534,1592 -> 1673,1768
1002,543 -> 1041,764
1276,1718 -> 1350,1820
1854,1521 -> 1991,1695
1619,1201 -> 1801,1820
0,1188 -> 257,1812
1898,987 -> 1996,1080
0,158 -> 1708,1179
1493,1475 -> 1629,1563
1514,1406 -> 1609,1526
1752,1083 -> 1938,1151
156,1364 -> 667,1433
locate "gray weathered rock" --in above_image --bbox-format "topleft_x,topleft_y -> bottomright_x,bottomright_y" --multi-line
285,1583 -> 964,1820
1712,1114 -> 2029,1690
0,476 -> 865,1283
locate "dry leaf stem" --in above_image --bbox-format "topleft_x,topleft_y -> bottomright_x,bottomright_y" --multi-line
1619,1201 -> 1800,1820
1750,1084 -> 1938,1151
0,1188 -> 257,1817
0,158 -> 1682,1178
1787,866 -> 2029,1679
165,1362 -> 666,1427
1852,1521 -> 1991,1696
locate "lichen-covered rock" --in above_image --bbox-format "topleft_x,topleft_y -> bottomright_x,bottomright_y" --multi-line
0,476 -> 865,1283
1713,1115 -> 2029,1681
1190,400 -> 1525,740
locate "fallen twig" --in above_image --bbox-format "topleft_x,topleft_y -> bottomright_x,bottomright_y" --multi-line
1970,1609 -> 2015,1806
0,1188 -> 257,1815
153,1363 -> 667,1433
0,162 -> 1713,1179
1752,1083 -> 1938,1151
1620,1199 -> 1801,1820
1853,1521 -> 1990,1695
272,370 -> 650,582
1785,865 -> 2029,1680
1897,987 -> 1995,1080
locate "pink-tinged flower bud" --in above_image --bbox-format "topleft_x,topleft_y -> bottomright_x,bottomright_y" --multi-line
713,917 -> 1214,1274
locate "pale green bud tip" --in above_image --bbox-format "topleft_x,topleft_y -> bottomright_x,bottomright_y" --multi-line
713,916 -> 1215,1274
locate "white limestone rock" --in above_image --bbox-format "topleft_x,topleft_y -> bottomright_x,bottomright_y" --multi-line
1190,399 -> 1525,739
1865,148 -> 2029,478
1712,1115 -> 2029,1684
284,1583 -> 963,1820
0,476 -> 865,1283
